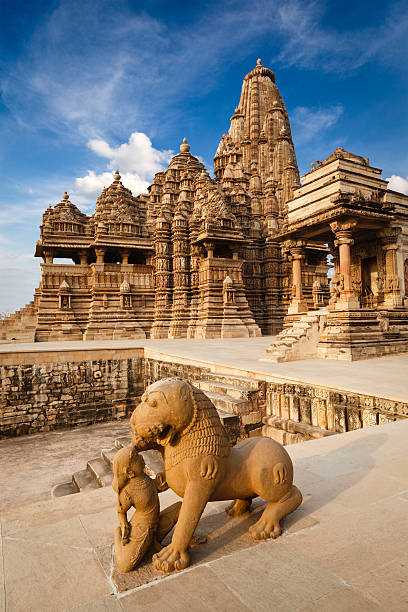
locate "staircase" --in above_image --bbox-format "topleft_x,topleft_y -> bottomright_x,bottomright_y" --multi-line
262,309 -> 328,362
193,373 -> 260,415
54,374 -> 264,497
0,300 -> 37,343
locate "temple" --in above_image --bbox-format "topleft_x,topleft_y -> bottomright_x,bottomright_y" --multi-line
1,59 -> 408,360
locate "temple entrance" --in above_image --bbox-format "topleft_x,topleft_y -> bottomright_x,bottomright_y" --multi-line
362,257 -> 378,306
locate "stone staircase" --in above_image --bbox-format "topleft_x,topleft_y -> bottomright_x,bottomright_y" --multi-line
0,300 -> 37,343
262,415 -> 336,445
193,373 -> 260,415
69,438 -> 164,494
262,309 -> 328,362
56,374 -> 263,496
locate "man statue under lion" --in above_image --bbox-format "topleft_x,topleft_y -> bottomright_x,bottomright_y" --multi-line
130,378 -> 302,573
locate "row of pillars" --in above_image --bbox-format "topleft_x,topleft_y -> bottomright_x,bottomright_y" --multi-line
43,249 -> 136,265
287,220 -> 402,314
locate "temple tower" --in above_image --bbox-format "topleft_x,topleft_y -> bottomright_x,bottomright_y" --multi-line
214,58 -> 299,216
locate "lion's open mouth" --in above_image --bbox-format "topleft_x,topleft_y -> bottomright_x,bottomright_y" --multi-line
157,424 -> 173,446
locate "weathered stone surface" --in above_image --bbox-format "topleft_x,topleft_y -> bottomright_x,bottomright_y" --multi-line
0,356 -> 143,437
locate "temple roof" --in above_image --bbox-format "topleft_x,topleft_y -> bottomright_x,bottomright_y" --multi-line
166,138 -> 205,172
43,192 -> 89,226
92,170 -> 140,226
244,58 -> 275,83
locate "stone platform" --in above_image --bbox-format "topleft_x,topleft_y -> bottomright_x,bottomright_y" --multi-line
1,419 -> 408,611
1,336 -> 408,402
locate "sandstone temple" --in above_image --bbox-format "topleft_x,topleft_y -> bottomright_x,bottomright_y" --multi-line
2,59 -> 408,360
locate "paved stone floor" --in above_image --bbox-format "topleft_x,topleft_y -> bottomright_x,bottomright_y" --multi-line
1,336 -> 408,401
0,420 -> 131,511
1,419 -> 408,611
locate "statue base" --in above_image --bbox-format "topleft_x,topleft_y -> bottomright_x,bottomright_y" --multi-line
100,499 -> 314,594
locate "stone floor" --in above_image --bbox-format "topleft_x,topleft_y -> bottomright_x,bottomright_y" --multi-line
1,418 -> 408,611
1,336 -> 408,401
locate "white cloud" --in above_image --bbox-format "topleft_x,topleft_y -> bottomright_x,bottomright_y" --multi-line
386,174 -> 408,194
75,170 -> 148,199
88,132 -> 173,179
275,1 -> 408,72
74,132 -> 173,199
291,104 -> 343,146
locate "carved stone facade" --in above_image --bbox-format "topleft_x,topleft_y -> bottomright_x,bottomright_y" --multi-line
0,60 -> 329,342
264,148 -> 408,361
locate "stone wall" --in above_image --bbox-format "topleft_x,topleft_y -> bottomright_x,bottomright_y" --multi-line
1,350 -> 407,441
0,357 -> 143,438
263,381 -> 408,444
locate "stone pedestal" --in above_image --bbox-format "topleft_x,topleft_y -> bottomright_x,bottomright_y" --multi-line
317,308 -> 408,360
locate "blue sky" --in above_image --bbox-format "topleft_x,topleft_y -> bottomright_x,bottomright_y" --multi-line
1,0 -> 408,313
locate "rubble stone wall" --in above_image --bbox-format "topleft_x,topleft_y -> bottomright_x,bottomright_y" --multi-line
0,357 -> 144,438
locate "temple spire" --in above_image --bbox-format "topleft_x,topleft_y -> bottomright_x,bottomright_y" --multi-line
214,59 -> 299,208
180,137 -> 191,153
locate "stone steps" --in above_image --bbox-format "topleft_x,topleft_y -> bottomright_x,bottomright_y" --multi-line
204,390 -> 251,415
195,378 -> 251,400
263,415 -> 336,445
72,468 -> 100,493
57,375 -> 259,496
87,458 -> 113,487
263,309 -> 328,362
204,372 -> 260,390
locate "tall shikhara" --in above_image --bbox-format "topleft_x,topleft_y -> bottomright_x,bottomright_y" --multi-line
214,58 -> 299,214
0,60 -> 329,344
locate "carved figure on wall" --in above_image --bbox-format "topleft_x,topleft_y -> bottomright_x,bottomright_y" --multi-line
377,312 -> 390,333
113,445 -> 184,573
329,273 -> 342,307
130,378 -> 302,573
405,258 -> 408,296
61,295 -> 70,309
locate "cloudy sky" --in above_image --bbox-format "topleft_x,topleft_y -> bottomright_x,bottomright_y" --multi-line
1,0 -> 408,313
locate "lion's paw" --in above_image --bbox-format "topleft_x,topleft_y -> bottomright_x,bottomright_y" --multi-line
152,543 -> 190,573
226,499 -> 252,517
249,519 -> 281,541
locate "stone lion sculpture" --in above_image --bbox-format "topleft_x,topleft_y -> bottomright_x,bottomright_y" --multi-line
130,378 -> 302,573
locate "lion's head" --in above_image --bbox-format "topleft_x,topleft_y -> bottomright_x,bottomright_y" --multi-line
131,378 -> 195,446
130,378 -> 231,465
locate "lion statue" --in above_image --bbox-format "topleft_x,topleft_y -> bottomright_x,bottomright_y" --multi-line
130,378 -> 302,573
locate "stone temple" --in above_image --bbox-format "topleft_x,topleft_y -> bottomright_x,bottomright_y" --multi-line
1,58 -> 408,361
2,60 -> 408,611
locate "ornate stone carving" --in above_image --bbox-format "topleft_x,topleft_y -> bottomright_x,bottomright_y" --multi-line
130,378 -> 302,573
112,445 -> 184,573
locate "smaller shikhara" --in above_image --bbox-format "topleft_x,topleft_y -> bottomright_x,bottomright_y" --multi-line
113,377 -> 302,574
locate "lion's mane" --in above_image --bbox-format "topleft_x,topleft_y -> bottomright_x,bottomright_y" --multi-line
163,380 -> 231,469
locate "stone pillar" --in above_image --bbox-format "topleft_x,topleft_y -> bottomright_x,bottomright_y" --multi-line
380,228 -> 403,307
330,221 -> 360,310
79,250 -> 87,265
168,211 -> 190,338
204,241 -> 214,259
121,250 -> 129,265
44,249 -> 54,264
95,248 -> 105,264
151,211 -> 172,338
287,241 -> 307,314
